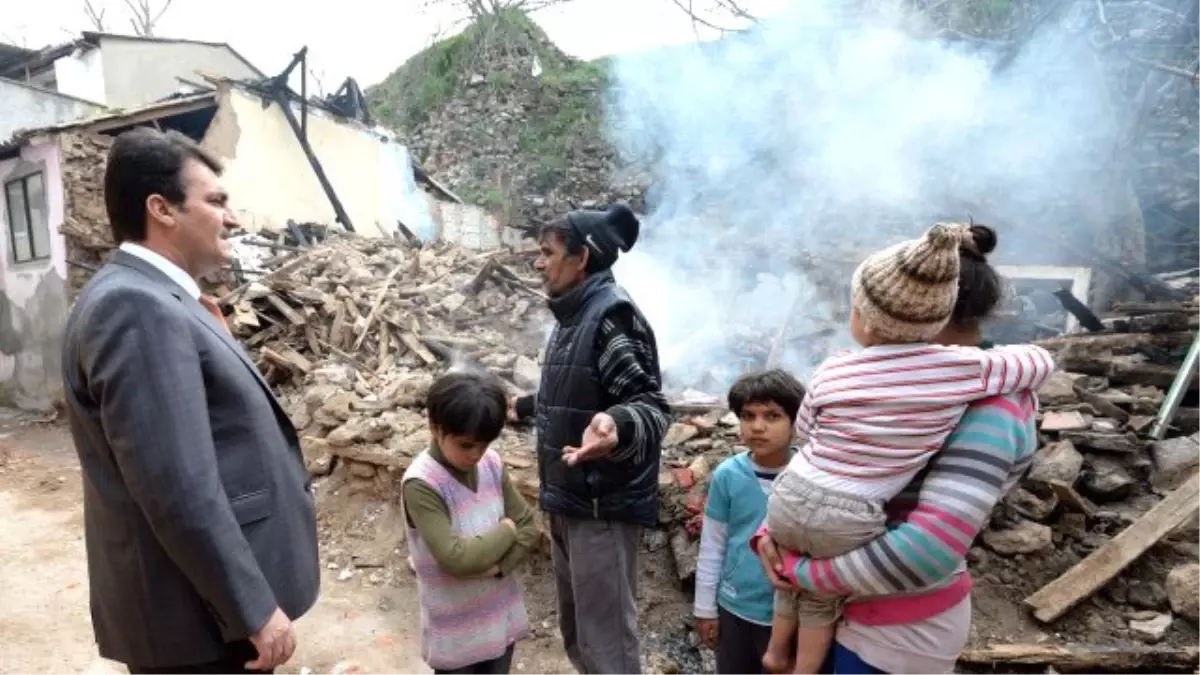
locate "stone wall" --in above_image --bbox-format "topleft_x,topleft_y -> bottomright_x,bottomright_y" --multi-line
58,132 -> 114,300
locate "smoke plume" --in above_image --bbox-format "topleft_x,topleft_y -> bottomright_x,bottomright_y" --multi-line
603,0 -> 1137,396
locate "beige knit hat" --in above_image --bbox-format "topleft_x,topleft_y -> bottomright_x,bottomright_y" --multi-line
851,222 -> 971,344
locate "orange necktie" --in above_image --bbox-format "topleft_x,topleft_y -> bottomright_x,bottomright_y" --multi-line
198,295 -> 231,334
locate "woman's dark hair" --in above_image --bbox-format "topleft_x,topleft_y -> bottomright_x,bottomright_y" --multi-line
952,223 -> 1003,327
727,369 -> 807,423
426,370 -> 508,442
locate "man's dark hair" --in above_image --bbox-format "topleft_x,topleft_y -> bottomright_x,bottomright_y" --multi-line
426,370 -> 508,442
104,127 -> 224,244
727,369 -> 807,423
538,218 -> 587,255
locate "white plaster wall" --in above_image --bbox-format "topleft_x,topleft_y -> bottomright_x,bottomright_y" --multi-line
0,79 -> 104,143
379,141 -> 436,241
53,46 -> 106,105
99,38 -> 260,109
204,87 -> 505,249
0,139 -> 70,410
431,200 -> 514,250
208,88 -> 399,239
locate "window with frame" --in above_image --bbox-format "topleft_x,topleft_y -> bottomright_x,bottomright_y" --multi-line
4,172 -> 51,263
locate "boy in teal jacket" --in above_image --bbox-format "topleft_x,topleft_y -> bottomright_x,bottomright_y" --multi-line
693,369 -> 806,674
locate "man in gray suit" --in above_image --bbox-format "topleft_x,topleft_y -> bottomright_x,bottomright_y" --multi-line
61,128 -> 320,674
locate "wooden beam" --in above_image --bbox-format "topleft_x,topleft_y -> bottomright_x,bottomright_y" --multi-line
1023,470 -> 1200,623
959,644 -> 1198,671
80,96 -> 219,134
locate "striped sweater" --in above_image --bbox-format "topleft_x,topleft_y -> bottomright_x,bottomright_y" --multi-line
597,306 -> 671,463
778,391 -> 1040,607
791,343 -> 1053,499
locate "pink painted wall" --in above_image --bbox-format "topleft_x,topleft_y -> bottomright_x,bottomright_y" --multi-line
0,138 -> 70,410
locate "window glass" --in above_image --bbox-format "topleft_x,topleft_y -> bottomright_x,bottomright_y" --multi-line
26,173 -> 49,259
5,179 -> 32,263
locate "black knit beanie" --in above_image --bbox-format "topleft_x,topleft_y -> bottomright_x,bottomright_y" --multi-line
566,204 -> 641,273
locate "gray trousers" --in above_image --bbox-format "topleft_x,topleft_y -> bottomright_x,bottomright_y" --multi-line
549,513 -> 642,674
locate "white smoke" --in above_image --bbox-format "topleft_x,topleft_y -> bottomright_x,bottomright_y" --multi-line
604,0 -> 1131,393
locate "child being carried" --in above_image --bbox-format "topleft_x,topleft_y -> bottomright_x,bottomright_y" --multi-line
761,222 -> 1055,674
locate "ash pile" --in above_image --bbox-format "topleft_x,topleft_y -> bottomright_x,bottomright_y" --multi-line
214,231 -> 551,504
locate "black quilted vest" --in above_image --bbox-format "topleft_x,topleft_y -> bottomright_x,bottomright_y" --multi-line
535,271 -> 661,527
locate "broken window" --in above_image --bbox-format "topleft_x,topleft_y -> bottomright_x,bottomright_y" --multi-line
4,171 -> 51,263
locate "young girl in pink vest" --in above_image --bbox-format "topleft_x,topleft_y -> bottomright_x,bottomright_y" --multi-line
402,371 -> 539,674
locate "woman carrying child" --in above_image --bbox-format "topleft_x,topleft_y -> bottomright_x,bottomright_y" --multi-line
754,222 -> 1054,674
755,223 -> 1045,674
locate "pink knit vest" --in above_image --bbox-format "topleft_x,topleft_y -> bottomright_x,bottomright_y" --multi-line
403,449 -> 530,669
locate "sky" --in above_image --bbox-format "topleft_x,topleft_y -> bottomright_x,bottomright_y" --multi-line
0,0 -> 785,89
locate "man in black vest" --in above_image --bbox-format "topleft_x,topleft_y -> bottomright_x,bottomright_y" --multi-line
512,204 -> 669,674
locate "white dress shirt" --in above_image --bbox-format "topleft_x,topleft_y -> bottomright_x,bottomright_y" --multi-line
119,242 -> 201,300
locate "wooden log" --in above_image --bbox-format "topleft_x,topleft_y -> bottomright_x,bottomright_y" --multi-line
1048,479 -> 1098,518
463,258 -> 496,295
1110,301 -> 1190,316
1058,350 -> 1195,390
400,332 -> 438,365
1059,431 -> 1144,453
1023,470 -> 1200,623
264,293 -> 306,325
1127,312 -> 1191,333
1073,384 -> 1130,423
262,346 -> 313,374
958,644 -> 1198,671
668,402 -> 726,416
1035,331 -> 1194,352
353,265 -> 403,350
218,249 -> 321,305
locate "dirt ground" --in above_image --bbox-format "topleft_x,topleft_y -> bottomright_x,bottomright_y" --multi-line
0,413 -> 582,675
5,410 -> 1195,675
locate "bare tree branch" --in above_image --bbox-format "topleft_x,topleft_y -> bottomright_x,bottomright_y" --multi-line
421,0 -> 581,21
667,0 -> 758,34
121,0 -> 175,36
668,0 -> 744,34
83,0 -> 107,31
0,30 -> 29,48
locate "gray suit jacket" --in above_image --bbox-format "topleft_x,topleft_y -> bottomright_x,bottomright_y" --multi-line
61,251 -> 320,667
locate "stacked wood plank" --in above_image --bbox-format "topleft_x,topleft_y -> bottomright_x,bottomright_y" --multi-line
207,234 -> 551,505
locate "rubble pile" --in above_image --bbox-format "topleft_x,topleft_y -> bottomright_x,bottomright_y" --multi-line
212,234 -> 552,499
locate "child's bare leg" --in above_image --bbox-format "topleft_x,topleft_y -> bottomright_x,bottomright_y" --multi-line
792,623 -> 835,674
762,589 -> 798,673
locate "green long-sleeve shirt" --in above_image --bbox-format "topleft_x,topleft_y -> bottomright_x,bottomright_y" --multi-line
403,443 -> 539,578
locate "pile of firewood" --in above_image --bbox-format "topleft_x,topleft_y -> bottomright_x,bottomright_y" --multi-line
214,234 -> 549,390
209,234 -> 551,517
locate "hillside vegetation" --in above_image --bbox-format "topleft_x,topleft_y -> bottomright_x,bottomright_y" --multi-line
366,10 -> 639,224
